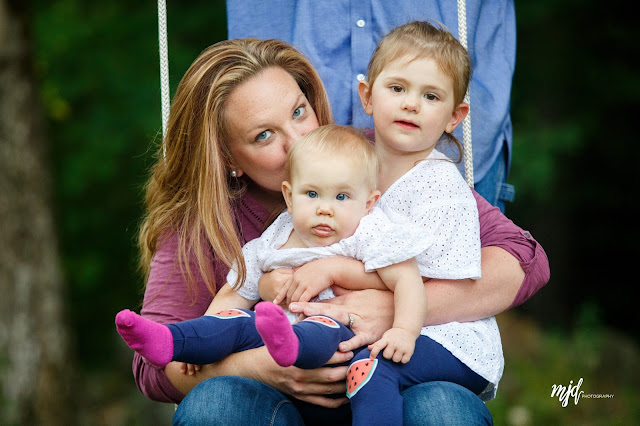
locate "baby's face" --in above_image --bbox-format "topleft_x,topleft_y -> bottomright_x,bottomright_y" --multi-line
283,152 -> 376,247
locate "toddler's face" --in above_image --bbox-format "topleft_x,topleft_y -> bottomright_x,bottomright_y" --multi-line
361,56 -> 461,158
283,152 -> 377,247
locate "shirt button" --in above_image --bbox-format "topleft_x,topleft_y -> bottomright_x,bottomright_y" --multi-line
357,74 -> 366,81
356,19 -> 366,28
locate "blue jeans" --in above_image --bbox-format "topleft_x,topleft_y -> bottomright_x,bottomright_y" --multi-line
473,143 -> 514,213
173,376 -> 493,425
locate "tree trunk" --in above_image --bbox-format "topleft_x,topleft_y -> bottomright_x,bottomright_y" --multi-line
0,1 -> 73,424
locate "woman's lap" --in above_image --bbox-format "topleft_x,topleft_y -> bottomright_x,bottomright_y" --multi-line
173,376 -> 304,426
173,376 -> 493,425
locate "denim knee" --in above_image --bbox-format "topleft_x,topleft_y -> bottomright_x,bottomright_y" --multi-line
173,376 -> 304,425
403,381 -> 493,425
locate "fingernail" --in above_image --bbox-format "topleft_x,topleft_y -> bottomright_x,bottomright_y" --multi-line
290,303 -> 298,311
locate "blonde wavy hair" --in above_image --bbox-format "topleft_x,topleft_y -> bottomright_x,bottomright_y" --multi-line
139,38 -> 333,301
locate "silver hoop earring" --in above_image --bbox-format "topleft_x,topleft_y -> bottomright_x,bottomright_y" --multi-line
230,170 -> 238,178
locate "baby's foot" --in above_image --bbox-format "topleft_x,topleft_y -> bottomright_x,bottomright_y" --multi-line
255,302 -> 298,367
115,309 -> 173,367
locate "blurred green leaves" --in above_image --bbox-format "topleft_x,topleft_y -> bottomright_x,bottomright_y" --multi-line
31,0 -> 227,366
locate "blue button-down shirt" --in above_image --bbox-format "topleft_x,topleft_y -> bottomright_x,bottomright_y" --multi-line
227,0 -> 515,183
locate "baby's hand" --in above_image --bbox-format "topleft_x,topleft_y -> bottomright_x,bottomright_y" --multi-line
368,327 -> 416,364
274,272 -> 311,306
179,362 -> 201,376
284,275 -> 322,305
266,269 -> 294,306
284,260 -> 335,304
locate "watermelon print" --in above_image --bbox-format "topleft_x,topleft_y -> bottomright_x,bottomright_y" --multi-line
210,309 -> 251,319
346,358 -> 378,398
303,315 -> 340,328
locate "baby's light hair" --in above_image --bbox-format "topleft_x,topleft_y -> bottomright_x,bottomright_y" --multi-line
367,21 -> 471,107
286,125 -> 378,191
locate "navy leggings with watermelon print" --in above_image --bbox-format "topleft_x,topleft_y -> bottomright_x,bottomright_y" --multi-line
168,310 -> 488,426
167,310 -> 353,368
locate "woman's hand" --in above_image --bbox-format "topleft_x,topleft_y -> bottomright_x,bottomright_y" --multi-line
289,289 -> 395,352
167,345 -> 352,408
243,347 -> 351,407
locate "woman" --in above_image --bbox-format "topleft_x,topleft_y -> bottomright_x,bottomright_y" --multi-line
134,38 -> 549,424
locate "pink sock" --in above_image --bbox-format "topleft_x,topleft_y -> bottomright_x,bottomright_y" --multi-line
115,309 -> 174,367
255,302 -> 299,367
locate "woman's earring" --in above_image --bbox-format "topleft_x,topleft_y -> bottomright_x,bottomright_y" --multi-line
230,170 -> 238,178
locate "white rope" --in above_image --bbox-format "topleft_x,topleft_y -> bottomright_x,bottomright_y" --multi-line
158,0 -> 170,157
457,0 -> 474,187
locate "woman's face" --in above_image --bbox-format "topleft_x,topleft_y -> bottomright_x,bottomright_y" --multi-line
225,67 -> 320,195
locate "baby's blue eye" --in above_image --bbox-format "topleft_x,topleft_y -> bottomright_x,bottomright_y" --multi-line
307,191 -> 318,198
336,193 -> 348,201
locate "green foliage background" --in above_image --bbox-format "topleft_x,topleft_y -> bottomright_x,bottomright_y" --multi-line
26,0 -> 639,424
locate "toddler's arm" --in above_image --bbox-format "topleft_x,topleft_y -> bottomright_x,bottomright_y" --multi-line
367,258 -> 427,363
